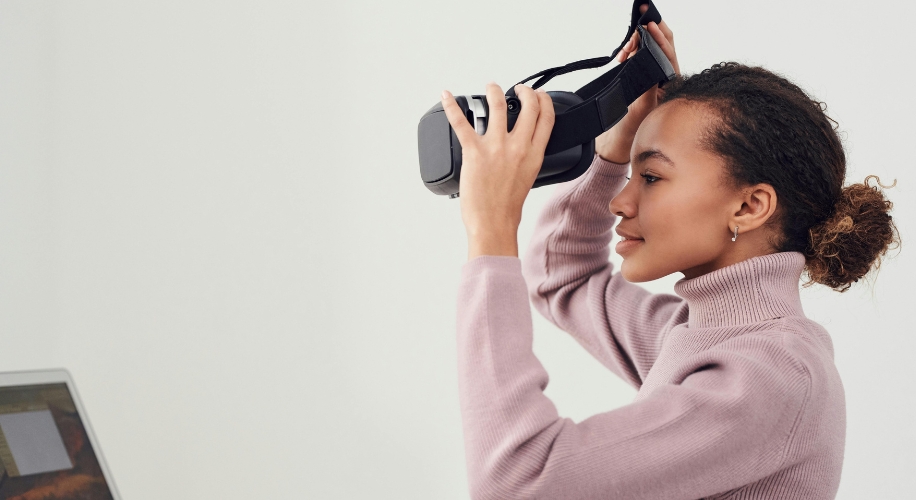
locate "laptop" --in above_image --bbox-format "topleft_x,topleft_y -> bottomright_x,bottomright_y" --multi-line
0,369 -> 121,499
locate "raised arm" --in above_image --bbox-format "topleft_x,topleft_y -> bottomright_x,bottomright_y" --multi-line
519,10 -> 683,387
521,154 -> 684,388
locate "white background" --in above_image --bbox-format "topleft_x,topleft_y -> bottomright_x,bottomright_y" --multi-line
1,0 -> 913,498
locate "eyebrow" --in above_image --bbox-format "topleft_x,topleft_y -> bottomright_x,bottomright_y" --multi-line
633,149 -> 676,168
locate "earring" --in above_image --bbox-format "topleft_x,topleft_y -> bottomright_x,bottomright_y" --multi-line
731,226 -> 739,242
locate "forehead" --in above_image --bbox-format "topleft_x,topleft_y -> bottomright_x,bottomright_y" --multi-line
634,100 -> 716,153
632,100 -> 725,174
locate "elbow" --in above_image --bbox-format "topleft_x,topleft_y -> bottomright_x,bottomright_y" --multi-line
467,477 -> 498,500
465,422 -> 568,500
526,284 -> 555,323
468,475 -> 537,500
466,455 -> 551,500
521,263 -> 550,307
466,464 -> 506,500
526,281 -> 547,305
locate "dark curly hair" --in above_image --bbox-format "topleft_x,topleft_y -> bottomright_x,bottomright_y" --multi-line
658,62 -> 899,292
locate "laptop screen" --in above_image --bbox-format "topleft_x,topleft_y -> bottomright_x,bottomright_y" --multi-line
0,383 -> 115,499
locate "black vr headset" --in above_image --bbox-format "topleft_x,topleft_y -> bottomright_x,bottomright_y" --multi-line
417,0 -> 676,198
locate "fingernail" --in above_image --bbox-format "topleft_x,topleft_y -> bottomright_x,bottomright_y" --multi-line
442,90 -> 452,100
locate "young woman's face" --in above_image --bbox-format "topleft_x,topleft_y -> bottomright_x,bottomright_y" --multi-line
609,99 -> 743,282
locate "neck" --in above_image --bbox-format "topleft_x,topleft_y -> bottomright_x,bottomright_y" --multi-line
674,252 -> 807,328
681,238 -> 779,280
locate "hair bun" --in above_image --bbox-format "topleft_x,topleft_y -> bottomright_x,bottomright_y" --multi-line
805,176 -> 900,292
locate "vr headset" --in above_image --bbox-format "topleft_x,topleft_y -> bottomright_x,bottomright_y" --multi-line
417,0 -> 676,198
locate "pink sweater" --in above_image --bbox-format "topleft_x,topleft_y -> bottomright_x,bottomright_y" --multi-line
455,155 -> 846,500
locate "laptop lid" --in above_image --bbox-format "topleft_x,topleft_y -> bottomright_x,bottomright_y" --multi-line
0,369 -> 121,500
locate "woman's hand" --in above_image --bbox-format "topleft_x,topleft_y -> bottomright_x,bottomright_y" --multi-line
595,4 -> 679,164
440,83 -> 555,261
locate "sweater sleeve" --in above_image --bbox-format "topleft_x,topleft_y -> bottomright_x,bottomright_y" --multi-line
456,257 -> 811,500
521,154 -> 684,389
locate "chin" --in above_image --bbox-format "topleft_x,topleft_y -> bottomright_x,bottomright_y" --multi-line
620,255 -> 683,283
620,259 -> 661,283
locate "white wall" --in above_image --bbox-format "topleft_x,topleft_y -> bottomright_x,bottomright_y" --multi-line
1,0 -> 913,498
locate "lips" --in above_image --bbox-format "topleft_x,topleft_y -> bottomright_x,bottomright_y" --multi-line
615,227 -> 643,240
615,227 -> 644,256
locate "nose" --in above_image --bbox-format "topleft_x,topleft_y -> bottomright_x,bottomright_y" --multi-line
609,178 -> 637,218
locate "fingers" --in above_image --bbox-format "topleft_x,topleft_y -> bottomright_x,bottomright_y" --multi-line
656,18 -> 674,42
531,90 -> 555,152
629,30 -> 640,59
619,38 -> 631,63
618,31 -> 639,62
618,4 -> 676,70
638,2 -> 673,42
646,21 -> 679,74
440,90 -> 477,146
616,22 -> 679,75
511,84 -> 540,141
636,2 -> 673,43
484,82 -> 507,138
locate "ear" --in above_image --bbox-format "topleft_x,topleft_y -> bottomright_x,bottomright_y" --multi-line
730,183 -> 777,234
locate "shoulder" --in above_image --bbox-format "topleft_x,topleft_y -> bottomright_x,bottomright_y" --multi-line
774,316 -> 837,360
693,317 -> 835,382
735,317 -> 839,394
670,330 -> 812,415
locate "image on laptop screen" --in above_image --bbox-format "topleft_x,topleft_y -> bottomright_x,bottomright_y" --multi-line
0,383 -> 114,500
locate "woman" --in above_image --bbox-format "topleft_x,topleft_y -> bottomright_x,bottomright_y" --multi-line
440,6 -> 897,500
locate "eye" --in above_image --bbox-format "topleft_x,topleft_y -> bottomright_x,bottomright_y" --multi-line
640,172 -> 660,184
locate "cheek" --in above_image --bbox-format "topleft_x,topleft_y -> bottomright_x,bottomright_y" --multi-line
651,192 -> 723,244
625,185 -> 729,278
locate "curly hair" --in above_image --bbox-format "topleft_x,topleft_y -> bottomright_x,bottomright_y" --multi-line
658,62 -> 899,292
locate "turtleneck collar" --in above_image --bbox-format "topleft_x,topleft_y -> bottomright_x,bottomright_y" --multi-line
673,252 -> 807,328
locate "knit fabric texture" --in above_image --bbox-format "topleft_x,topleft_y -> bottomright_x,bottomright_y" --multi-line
455,154 -> 846,500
